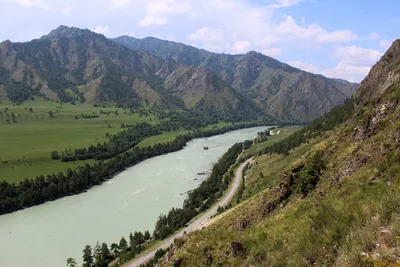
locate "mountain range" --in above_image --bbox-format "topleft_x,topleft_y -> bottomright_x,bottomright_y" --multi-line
0,26 -> 358,122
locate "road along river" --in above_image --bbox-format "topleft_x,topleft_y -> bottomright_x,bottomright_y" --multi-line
0,126 -> 270,267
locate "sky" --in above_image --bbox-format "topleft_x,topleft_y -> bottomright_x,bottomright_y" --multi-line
0,0 -> 398,82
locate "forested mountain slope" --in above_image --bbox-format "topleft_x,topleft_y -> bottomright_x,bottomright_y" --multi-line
158,40 -> 400,266
114,36 -> 358,122
0,26 -> 262,122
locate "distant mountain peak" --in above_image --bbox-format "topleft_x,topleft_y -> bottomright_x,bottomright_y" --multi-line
42,25 -> 105,40
246,50 -> 260,56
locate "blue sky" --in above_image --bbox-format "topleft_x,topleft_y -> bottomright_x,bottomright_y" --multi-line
0,0 -> 398,82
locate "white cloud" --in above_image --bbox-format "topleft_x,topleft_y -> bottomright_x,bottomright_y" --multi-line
0,0 -> 51,10
321,45 -> 383,82
231,40 -> 251,53
61,6 -> 72,16
187,28 -> 224,42
91,25 -> 110,35
267,0 -> 303,8
368,32 -> 380,39
187,28 -> 228,52
109,0 -> 132,9
333,45 -> 382,66
263,48 -> 282,57
287,61 -> 318,73
139,0 -> 190,26
139,17 -> 167,26
321,62 -> 371,83
255,36 -> 279,47
379,39 -> 393,50
276,15 -> 358,43
316,30 -> 358,43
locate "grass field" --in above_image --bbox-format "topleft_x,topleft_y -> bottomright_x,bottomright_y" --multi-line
0,99 -> 159,183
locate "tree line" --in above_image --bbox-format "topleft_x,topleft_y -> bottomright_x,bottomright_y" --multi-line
0,122 -> 266,215
51,122 -> 160,161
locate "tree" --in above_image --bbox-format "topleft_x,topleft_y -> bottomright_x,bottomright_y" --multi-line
93,242 -> 111,267
110,243 -> 119,257
144,230 -> 151,240
100,243 -> 111,262
129,232 -> 134,246
119,237 -> 128,252
66,257 -> 77,267
82,245 -> 93,267
93,241 -> 101,266
133,231 -> 145,245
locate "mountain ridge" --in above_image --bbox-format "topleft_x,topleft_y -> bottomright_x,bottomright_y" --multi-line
0,26 -> 357,123
113,35 -> 358,122
0,26 -> 263,122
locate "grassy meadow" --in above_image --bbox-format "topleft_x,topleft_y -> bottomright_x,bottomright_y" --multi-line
0,99 -> 159,183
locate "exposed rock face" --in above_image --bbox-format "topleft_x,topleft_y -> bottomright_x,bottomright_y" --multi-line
355,40 -> 400,105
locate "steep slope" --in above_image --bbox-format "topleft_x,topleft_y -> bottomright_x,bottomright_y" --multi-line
164,65 -> 264,121
0,26 -> 262,121
113,36 -> 358,122
158,40 -> 400,266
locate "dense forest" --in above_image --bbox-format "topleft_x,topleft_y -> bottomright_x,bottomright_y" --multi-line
0,122 -> 266,215
74,141 -> 244,267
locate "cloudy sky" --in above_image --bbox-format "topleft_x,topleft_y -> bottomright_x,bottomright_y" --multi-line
0,0 -> 398,82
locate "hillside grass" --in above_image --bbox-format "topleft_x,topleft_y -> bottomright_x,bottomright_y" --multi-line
163,99 -> 400,266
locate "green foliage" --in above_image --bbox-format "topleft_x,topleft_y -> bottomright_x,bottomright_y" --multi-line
66,257 -> 77,267
296,151 -> 325,195
82,245 -> 93,267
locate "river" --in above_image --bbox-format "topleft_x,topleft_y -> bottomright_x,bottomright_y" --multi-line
0,126 -> 270,267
